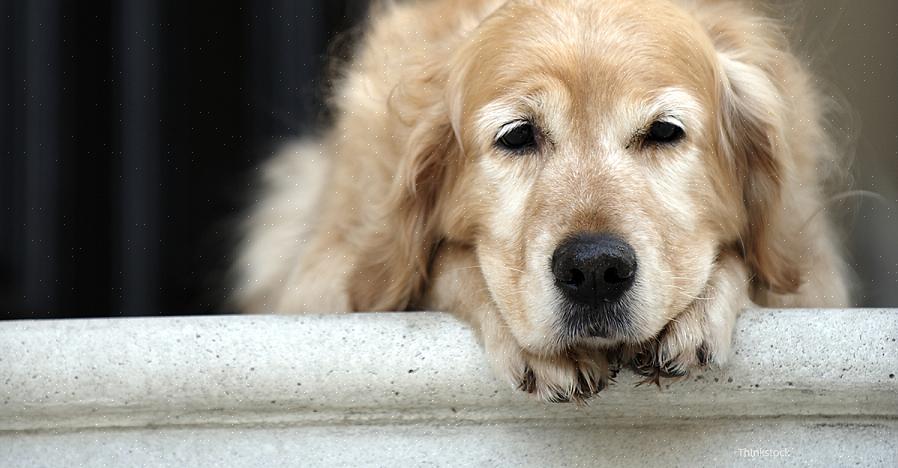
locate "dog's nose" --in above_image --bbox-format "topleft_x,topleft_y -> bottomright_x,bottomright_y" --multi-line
551,233 -> 637,307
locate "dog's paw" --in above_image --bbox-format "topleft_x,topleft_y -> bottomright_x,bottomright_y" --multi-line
625,306 -> 734,383
493,345 -> 613,403
623,254 -> 748,384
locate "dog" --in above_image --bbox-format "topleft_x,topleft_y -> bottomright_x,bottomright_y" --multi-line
233,0 -> 850,402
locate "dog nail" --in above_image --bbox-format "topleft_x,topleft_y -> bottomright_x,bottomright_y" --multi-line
697,343 -> 712,366
660,363 -> 688,378
518,367 -> 536,393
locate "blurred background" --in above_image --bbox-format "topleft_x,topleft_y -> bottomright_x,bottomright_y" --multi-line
1,0 -> 896,319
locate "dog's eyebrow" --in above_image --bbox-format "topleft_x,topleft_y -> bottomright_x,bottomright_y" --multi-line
476,99 -> 533,142
496,120 -> 529,140
656,115 -> 685,128
477,98 -> 532,128
643,87 -> 703,128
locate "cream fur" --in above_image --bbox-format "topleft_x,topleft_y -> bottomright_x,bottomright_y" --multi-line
233,0 -> 849,402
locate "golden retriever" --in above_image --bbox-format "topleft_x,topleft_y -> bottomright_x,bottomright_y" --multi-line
233,0 -> 850,402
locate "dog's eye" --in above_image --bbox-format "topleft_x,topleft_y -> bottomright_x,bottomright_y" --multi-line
496,121 -> 536,152
645,121 -> 685,144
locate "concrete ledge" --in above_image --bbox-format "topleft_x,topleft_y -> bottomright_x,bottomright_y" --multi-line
2,309 -> 897,466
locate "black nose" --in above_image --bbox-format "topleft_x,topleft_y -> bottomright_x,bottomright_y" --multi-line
551,233 -> 637,307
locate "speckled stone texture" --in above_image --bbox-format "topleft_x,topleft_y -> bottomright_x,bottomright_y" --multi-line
1,309 -> 897,467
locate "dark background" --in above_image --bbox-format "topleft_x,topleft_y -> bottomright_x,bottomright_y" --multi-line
1,0 -> 366,318
2,1 -> 896,319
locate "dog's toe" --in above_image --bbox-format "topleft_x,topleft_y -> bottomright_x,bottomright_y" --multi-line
510,349 -> 611,403
626,310 -> 731,383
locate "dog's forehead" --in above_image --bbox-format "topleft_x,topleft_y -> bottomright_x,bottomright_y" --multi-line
462,0 -> 715,140
506,0 -> 703,34
468,0 -> 715,102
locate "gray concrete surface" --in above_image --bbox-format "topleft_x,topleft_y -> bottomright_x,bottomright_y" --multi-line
1,310 -> 897,466
4,418 -> 897,467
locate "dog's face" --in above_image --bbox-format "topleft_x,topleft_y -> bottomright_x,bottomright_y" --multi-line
348,0 -> 799,355
434,0 -> 767,353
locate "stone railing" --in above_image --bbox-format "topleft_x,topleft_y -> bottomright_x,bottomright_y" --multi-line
1,309 -> 896,466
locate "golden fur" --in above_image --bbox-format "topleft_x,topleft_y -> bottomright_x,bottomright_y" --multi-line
234,0 -> 850,402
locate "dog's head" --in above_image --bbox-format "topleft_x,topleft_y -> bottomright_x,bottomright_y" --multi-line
351,0 -> 805,353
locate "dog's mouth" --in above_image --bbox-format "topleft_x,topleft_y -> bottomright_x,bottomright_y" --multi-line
555,273 -> 711,348
558,301 -> 632,341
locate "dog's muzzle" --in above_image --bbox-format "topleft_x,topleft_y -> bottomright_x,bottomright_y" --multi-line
551,232 -> 637,337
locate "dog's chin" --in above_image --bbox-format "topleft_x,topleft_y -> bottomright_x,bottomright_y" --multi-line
555,298 -> 682,349
562,321 -> 664,353
557,301 -> 634,339
536,305 -> 667,354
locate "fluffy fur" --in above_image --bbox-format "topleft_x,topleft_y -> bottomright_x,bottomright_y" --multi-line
233,0 -> 850,402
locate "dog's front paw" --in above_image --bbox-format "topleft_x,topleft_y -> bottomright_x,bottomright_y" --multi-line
627,310 -> 727,382
625,255 -> 749,382
491,344 -> 612,403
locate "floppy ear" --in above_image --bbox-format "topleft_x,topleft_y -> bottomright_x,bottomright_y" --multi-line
347,81 -> 460,312
709,10 -> 804,294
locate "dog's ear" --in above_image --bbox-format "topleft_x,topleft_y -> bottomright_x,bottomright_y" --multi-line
707,9 -> 804,294
347,74 -> 460,312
